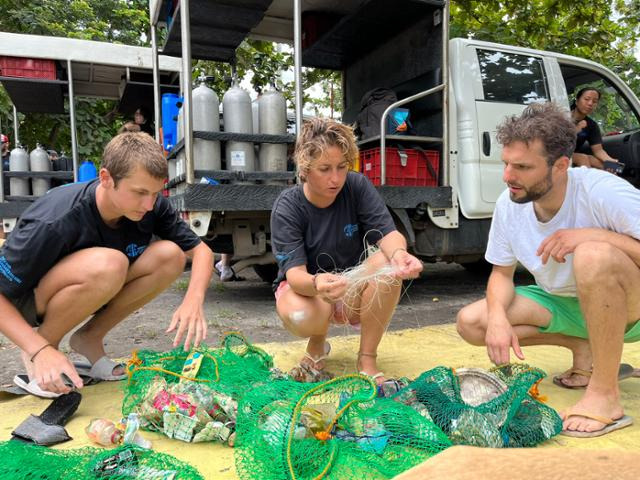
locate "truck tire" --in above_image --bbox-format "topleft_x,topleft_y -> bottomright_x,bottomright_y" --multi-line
252,263 -> 279,284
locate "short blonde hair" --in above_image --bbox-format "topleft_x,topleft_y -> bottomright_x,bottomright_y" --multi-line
294,118 -> 358,182
102,132 -> 167,185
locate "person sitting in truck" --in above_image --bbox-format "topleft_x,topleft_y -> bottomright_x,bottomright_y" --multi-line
456,102 -> 640,437
133,106 -> 154,136
570,87 -> 619,171
0,132 -> 214,398
270,117 -> 423,384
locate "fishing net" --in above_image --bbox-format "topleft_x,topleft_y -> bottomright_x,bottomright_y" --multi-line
393,364 -> 562,448
122,332 -> 278,444
0,441 -> 203,479
234,374 -> 452,480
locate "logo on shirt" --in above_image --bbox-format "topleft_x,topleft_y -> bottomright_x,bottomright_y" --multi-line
343,223 -> 359,238
275,252 -> 290,266
125,243 -> 147,259
0,256 -> 22,284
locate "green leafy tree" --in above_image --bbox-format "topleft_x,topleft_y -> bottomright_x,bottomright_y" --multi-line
450,0 -> 640,93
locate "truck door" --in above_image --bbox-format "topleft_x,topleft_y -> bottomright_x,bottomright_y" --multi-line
474,48 -> 550,203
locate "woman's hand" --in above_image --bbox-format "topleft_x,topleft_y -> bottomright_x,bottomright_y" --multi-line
390,249 -> 423,279
314,273 -> 348,304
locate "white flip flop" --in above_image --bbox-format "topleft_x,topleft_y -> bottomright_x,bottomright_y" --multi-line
74,356 -> 126,381
13,374 -> 62,399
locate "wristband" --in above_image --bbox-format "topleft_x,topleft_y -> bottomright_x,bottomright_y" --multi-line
390,248 -> 407,261
30,343 -> 53,362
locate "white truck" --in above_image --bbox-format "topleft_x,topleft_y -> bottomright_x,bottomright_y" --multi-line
149,0 -> 640,281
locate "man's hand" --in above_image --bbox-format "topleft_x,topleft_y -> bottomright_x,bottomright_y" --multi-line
390,249 -> 423,279
537,228 -> 602,264
315,273 -> 348,304
32,346 -> 83,394
485,317 -> 524,365
166,299 -> 208,351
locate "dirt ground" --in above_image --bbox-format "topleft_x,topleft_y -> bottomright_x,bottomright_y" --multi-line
0,262 -> 534,387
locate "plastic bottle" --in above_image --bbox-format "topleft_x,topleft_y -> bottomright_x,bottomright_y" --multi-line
78,160 -> 97,182
85,418 -> 123,447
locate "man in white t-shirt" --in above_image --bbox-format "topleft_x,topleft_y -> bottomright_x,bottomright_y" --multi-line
456,102 -> 640,437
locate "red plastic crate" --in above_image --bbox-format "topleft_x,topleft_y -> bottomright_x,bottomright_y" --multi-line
0,56 -> 56,79
361,147 -> 439,186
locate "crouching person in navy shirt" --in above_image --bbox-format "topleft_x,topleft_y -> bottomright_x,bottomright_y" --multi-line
0,132 -> 213,397
270,118 -> 423,384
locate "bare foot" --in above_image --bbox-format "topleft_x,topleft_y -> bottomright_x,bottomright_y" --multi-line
20,349 -> 36,379
300,337 -> 329,370
357,352 -> 385,385
562,390 -> 624,433
557,339 -> 593,388
69,330 -> 124,377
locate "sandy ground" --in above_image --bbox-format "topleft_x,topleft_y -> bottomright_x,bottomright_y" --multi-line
0,262 -> 534,387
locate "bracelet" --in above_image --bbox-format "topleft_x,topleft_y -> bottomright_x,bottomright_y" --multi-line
389,248 -> 407,261
30,343 -> 53,363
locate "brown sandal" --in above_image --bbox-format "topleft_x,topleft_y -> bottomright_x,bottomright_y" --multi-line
289,343 -> 333,383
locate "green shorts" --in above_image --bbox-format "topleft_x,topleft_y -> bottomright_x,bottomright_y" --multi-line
515,285 -> 640,343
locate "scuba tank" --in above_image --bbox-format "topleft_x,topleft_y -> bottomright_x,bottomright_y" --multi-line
9,145 -> 30,196
30,144 -> 51,196
222,77 -> 255,176
258,85 -> 287,183
192,75 -> 221,172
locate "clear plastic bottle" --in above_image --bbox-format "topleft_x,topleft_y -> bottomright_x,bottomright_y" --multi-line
85,418 -> 123,447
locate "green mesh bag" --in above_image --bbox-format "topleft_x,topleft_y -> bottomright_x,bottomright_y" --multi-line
122,332 -> 276,443
396,364 -> 562,448
0,442 -> 203,479
234,374 -> 451,480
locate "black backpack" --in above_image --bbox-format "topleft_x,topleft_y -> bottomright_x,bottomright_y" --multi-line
355,88 -> 414,140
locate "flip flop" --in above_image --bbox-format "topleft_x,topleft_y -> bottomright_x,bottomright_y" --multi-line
74,356 -> 126,381
552,363 -> 636,389
561,412 -> 633,438
13,375 -> 62,399
289,342 -> 332,383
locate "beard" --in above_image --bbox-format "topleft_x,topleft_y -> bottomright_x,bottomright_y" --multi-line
508,167 -> 553,204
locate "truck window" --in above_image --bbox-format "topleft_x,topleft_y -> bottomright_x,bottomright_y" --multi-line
477,49 -> 549,104
560,65 -> 640,135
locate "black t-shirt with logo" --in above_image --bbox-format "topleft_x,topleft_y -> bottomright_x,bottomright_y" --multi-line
270,171 -> 396,290
0,179 -> 200,299
575,115 -> 602,152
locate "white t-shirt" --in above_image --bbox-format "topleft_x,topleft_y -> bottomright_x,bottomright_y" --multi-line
485,167 -> 640,296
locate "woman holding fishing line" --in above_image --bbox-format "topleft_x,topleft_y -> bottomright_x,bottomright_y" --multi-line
270,118 -> 423,384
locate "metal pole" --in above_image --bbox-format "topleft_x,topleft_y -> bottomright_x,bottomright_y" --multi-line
67,59 -> 79,181
180,0 -> 194,184
293,0 -> 303,139
12,105 -> 19,145
150,18 -> 161,142
441,1 -> 450,187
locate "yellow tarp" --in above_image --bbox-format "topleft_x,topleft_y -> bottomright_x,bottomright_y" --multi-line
1,324 -> 639,479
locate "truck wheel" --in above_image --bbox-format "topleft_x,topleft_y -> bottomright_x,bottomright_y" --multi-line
252,263 -> 279,284
459,259 -> 492,277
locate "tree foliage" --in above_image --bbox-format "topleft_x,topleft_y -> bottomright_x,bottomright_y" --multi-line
450,0 -> 640,93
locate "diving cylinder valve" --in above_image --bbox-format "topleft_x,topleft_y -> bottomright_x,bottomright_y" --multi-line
9,145 -> 30,196
222,78 -> 255,177
192,75 -> 221,173
258,86 -> 287,184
